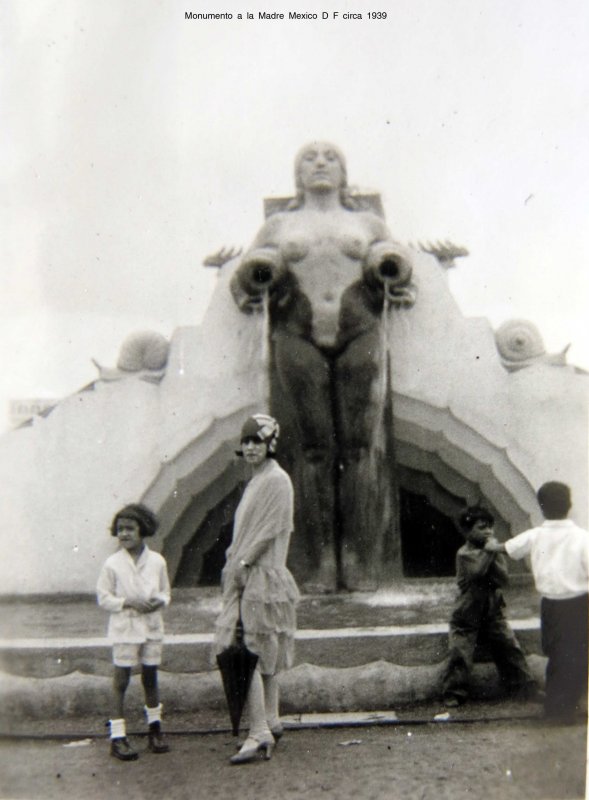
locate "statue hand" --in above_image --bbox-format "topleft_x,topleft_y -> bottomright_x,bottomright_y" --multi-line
230,276 -> 266,314
386,283 -> 417,308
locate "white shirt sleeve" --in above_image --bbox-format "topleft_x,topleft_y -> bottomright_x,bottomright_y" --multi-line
96,562 -> 125,613
504,529 -> 534,561
152,558 -> 171,607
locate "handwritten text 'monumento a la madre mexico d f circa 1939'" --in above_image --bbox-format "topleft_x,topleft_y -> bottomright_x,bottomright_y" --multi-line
185,11 -> 388,20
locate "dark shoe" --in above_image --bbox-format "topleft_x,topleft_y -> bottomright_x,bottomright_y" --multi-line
111,737 -> 139,761
509,685 -> 546,704
524,688 -> 546,704
443,696 -> 462,709
542,711 -> 577,726
148,723 -> 170,754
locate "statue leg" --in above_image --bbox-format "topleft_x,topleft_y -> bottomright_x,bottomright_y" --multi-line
271,330 -> 338,591
334,327 -> 400,590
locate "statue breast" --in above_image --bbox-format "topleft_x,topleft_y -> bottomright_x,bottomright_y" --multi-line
277,213 -> 373,348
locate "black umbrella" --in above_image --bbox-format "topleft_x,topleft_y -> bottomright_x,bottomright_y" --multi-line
216,601 -> 258,736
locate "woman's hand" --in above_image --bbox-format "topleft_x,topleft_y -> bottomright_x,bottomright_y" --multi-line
234,562 -> 250,590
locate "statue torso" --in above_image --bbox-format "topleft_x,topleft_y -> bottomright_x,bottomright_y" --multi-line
267,207 -> 382,349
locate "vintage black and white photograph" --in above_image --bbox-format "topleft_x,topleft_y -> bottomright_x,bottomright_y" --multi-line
1,1 -> 588,798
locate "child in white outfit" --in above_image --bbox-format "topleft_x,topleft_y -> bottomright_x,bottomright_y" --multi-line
486,482 -> 588,723
97,503 -> 171,760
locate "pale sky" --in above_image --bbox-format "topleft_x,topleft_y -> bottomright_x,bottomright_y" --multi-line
1,0 -> 588,431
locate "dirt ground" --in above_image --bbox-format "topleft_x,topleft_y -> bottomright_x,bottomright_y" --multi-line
1,714 -> 586,800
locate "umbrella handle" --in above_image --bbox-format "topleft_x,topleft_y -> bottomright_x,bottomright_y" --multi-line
235,589 -> 245,644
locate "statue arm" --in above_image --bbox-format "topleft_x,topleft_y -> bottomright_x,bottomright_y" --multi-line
230,217 -> 288,314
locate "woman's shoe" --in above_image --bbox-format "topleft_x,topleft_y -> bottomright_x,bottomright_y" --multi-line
230,734 -> 275,765
236,724 -> 283,750
270,724 -> 284,742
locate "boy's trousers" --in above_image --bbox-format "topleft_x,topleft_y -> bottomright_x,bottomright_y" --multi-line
541,593 -> 588,718
442,588 -> 534,702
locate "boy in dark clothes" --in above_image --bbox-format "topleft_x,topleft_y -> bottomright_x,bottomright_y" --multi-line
441,505 -> 538,707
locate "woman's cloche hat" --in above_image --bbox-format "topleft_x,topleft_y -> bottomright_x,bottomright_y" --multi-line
235,413 -> 280,455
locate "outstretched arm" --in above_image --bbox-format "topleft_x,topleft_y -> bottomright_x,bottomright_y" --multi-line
485,540 -> 507,554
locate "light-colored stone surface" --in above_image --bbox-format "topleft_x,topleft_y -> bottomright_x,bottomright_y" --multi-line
0,244 -> 586,594
0,655 -> 547,722
0,620 -> 542,678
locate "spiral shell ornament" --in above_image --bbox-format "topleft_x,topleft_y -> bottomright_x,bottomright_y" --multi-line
117,331 -> 170,372
93,331 -> 170,383
495,320 -> 546,371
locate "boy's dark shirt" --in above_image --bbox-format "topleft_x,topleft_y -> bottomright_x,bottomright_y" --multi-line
452,541 -> 510,627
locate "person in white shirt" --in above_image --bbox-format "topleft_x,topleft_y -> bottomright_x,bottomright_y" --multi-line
97,503 -> 171,760
485,482 -> 588,724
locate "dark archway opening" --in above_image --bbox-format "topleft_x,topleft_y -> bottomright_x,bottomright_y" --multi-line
173,483 -> 465,587
400,489 -> 464,577
173,483 -> 245,587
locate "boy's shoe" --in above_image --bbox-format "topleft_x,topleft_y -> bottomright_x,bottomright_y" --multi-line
111,737 -> 139,761
508,685 -> 546,704
541,710 -> 577,726
148,722 -> 170,754
522,687 -> 546,704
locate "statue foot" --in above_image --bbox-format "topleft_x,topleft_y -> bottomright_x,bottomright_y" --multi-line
340,550 -> 379,593
301,553 -> 338,595
301,581 -> 337,595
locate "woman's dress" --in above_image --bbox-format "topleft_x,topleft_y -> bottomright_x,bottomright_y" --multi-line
214,458 -> 300,674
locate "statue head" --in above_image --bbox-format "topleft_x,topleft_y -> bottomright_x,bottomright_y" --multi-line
294,142 -> 347,192
289,141 -> 359,210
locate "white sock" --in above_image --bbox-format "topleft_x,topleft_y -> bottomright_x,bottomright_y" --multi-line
109,718 -> 126,740
144,703 -> 163,725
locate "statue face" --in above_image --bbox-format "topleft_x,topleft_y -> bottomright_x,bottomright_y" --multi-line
296,142 -> 345,193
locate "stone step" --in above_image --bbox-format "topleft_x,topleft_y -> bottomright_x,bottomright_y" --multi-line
0,618 -> 541,679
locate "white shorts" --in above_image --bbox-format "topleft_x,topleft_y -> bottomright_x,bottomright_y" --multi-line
112,641 -> 163,667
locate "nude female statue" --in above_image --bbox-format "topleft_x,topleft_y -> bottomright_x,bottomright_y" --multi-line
230,142 -> 416,590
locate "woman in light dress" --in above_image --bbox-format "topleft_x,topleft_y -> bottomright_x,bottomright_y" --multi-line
215,413 -> 299,764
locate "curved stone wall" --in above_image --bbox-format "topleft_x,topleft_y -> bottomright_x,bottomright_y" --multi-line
0,249 -> 586,594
